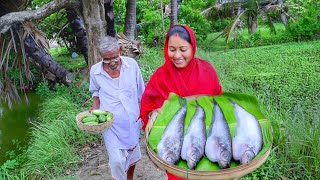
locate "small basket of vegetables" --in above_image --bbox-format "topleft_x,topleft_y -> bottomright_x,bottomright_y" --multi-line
76,109 -> 114,134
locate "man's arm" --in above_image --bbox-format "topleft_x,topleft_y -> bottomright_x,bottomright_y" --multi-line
90,96 -> 100,111
89,65 -> 100,111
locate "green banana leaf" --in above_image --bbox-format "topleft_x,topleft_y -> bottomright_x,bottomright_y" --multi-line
148,92 -> 273,170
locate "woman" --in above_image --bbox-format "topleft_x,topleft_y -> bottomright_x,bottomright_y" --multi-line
140,25 -> 223,180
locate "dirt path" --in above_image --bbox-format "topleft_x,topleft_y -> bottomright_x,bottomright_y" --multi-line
74,134 -> 166,180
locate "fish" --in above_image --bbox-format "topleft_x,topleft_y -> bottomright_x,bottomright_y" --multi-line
205,101 -> 232,169
157,98 -> 187,165
181,101 -> 206,169
231,101 -> 263,164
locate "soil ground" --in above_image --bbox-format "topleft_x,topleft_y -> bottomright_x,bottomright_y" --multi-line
74,133 -> 166,180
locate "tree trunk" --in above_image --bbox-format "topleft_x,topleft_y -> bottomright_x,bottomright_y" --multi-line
24,35 -> 70,86
249,15 -> 257,35
81,0 -> 107,67
124,0 -> 136,40
160,0 -> 165,31
0,0 -> 80,33
0,0 -> 30,16
277,0 -> 287,26
65,8 -> 88,64
170,0 -> 178,26
104,0 -> 116,37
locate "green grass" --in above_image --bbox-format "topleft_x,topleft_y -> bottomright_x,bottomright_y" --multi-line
136,47 -> 164,83
49,47 -> 87,71
238,23 -> 286,39
20,96 -> 91,179
1,88 -> 97,179
206,23 -> 287,51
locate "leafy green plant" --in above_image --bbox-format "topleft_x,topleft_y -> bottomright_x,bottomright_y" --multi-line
287,5 -> 320,41
137,47 -> 164,82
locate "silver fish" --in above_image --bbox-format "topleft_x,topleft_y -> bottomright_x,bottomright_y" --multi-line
205,101 -> 232,169
232,102 -> 263,164
157,98 -> 187,165
181,101 -> 206,169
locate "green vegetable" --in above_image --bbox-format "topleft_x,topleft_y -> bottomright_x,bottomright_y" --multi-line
92,109 -> 108,116
98,114 -> 107,123
82,115 -> 98,123
83,121 -> 99,125
106,113 -> 113,121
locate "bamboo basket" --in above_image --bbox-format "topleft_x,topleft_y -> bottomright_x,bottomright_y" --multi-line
76,110 -> 114,134
145,96 -> 273,180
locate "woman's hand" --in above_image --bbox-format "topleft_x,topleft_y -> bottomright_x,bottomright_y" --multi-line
148,108 -> 161,120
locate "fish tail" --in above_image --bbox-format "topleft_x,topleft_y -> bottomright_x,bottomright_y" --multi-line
179,97 -> 187,108
190,100 -> 199,109
195,100 -> 200,106
210,98 -> 215,105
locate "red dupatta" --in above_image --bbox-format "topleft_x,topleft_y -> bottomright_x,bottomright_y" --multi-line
140,25 -> 222,129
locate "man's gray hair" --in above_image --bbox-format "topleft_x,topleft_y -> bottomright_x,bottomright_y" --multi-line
99,36 -> 120,54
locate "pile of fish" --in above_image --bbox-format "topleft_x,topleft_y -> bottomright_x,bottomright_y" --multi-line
156,98 -> 263,170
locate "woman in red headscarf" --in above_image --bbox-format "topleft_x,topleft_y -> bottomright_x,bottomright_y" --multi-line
140,25 -> 223,180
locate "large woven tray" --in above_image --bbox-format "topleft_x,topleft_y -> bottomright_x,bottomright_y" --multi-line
145,95 -> 273,180
76,110 -> 114,134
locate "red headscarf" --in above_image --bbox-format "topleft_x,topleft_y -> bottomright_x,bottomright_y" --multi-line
140,25 -> 222,129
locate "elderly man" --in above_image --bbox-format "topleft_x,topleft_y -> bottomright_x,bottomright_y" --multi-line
89,36 -> 145,180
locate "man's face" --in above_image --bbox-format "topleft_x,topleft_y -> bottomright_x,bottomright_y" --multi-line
101,48 -> 121,71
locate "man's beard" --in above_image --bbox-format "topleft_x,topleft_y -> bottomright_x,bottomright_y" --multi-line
107,61 -> 120,71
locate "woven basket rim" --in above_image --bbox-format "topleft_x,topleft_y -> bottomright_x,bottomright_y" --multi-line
76,110 -> 114,134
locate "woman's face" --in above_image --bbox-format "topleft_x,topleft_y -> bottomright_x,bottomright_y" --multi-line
167,34 -> 193,68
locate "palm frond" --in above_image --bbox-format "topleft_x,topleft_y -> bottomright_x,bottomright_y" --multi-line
0,23 -> 38,108
2,73 -> 21,109
224,9 -> 247,49
23,21 -> 49,51
267,15 -> 276,34
202,3 -> 223,21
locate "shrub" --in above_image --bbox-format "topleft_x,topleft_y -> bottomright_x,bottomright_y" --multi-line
286,5 -> 320,41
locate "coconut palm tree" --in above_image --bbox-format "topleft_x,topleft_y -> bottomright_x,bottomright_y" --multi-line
202,0 -> 289,46
0,0 -> 144,107
124,0 -> 136,40
65,8 -> 88,64
170,0 -> 178,26
104,0 -> 116,37
0,0 -> 76,107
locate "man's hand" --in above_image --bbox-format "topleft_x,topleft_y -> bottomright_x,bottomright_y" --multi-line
89,106 -> 98,112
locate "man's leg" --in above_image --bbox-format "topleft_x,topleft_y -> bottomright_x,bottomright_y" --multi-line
127,164 -> 135,180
